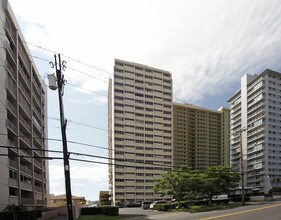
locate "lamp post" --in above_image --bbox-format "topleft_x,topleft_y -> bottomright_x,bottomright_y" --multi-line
48,54 -> 74,220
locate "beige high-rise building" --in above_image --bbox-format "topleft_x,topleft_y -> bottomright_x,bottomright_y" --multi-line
0,0 -> 49,210
108,59 -> 173,206
173,103 -> 230,170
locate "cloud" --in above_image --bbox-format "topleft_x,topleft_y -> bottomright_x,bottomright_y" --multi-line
49,162 -> 108,196
10,0 -> 281,105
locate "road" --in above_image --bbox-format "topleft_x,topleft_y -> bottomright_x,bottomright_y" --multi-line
119,201 -> 281,220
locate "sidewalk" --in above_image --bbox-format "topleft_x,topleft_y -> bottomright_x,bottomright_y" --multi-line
50,216 -> 67,220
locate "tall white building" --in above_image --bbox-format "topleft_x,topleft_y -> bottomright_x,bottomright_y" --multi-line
228,69 -> 281,194
0,0 -> 49,210
108,59 -> 173,206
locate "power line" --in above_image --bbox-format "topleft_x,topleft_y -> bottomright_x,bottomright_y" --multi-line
1,30 -> 189,104
48,116 -> 108,131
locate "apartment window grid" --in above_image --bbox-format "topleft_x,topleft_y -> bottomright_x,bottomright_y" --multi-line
2,12 -> 48,210
111,60 -> 172,205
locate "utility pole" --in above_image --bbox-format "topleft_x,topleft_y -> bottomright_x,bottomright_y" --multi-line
52,54 -> 74,220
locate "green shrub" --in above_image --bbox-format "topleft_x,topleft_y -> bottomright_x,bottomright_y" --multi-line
81,207 -> 100,215
81,207 -> 119,216
0,211 -> 36,220
154,204 -> 170,211
101,206 -> 119,216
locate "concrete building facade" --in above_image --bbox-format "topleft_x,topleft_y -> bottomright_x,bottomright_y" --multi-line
0,0 -> 49,210
228,69 -> 281,193
108,59 -> 173,206
173,103 -> 230,170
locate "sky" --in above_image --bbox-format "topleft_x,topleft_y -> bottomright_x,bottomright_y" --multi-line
7,0 -> 281,201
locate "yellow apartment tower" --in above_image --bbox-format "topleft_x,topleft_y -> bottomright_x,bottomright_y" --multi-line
173,103 -> 230,170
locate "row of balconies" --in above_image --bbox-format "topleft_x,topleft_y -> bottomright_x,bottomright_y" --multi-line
9,195 -> 46,206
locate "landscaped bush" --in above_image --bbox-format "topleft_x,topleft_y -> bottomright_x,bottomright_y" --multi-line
0,211 -> 36,220
154,203 -> 170,211
101,206 -> 119,216
81,207 -> 100,215
81,206 -> 119,216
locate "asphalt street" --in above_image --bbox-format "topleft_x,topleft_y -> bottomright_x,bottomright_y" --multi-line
119,201 -> 281,220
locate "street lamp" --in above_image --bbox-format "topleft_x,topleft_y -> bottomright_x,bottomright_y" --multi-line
48,54 -> 74,220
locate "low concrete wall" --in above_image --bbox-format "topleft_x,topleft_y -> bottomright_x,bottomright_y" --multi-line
249,196 -> 265,201
41,210 -> 58,220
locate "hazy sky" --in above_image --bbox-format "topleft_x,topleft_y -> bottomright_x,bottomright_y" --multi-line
8,0 -> 281,200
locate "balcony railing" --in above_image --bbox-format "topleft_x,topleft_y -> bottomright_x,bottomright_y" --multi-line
34,172 -> 42,180
19,131 -> 32,147
20,181 -> 32,191
19,115 -> 32,132
6,99 -> 17,115
5,61 -> 17,79
20,149 -> 32,163
9,178 -> 18,187
9,196 -> 19,205
34,159 -> 42,168
35,186 -> 43,193
21,197 -> 33,205
6,76 -> 17,97
20,165 -> 32,176
9,159 -> 18,169
5,41 -> 16,62
6,119 -> 18,134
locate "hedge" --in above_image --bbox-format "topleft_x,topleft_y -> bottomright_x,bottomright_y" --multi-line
81,207 -> 119,216
154,204 -> 170,211
0,211 -> 36,220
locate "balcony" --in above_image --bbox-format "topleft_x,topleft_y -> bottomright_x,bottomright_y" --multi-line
9,159 -> 18,169
19,115 -> 32,132
19,131 -> 32,147
20,149 -> 32,163
21,181 -> 33,191
34,172 -> 42,180
9,196 -> 19,205
5,61 -> 17,79
34,159 -> 42,168
21,197 -> 33,205
18,65 -> 30,89
9,178 -> 18,187
5,41 -> 16,63
6,99 -> 17,116
35,186 -> 43,193
6,77 -> 17,99
19,82 -> 31,103
33,106 -> 41,120
35,200 -> 44,206
6,119 -> 17,134
20,165 -> 32,176
19,95 -> 31,117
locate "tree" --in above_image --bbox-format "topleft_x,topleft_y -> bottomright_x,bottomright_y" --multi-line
199,166 -> 240,203
154,167 -> 202,208
272,177 -> 281,188
154,166 -> 240,207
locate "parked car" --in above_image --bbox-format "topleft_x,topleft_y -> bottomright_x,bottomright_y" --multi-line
212,194 -> 229,204
141,201 -> 152,209
126,201 -> 142,207
150,200 -> 168,209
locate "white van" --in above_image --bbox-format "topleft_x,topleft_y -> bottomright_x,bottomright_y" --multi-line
212,195 -> 228,203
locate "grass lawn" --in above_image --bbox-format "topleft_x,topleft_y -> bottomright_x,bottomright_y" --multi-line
79,215 -> 125,220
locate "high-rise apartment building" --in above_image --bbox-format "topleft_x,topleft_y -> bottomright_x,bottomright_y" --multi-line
108,59 -> 173,206
228,69 -> 281,193
0,0 -> 48,210
173,103 -> 230,170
